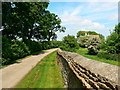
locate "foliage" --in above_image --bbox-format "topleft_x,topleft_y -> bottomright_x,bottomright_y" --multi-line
77,31 -> 86,37
63,35 -> 78,48
24,40 -> 42,54
2,2 -> 65,41
102,23 -> 120,54
2,37 -> 30,65
77,36 -> 101,54
77,31 -> 104,40
49,41 -> 63,48
62,35 -> 79,52
76,48 -> 120,66
86,37 -> 101,55
2,2 -> 66,65
77,36 -> 89,48
97,50 -> 120,61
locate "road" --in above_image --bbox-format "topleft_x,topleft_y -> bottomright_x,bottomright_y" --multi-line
0,48 -> 59,89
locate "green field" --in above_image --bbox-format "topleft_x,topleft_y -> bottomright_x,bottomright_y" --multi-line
16,51 -> 64,88
76,48 -> 120,66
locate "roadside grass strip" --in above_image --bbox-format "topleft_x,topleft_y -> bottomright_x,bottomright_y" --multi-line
76,48 -> 120,66
16,51 -> 64,88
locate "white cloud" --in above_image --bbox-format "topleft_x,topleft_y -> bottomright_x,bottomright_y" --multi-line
57,8 -> 108,40
51,2 -> 118,40
60,11 -> 107,31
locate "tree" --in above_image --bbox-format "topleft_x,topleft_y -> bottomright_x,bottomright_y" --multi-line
101,23 -> 120,54
77,31 -> 86,37
87,37 -> 101,55
34,11 -> 66,41
77,36 -> 89,48
2,2 -> 65,42
2,2 -> 48,40
61,35 -> 79,52
77,31 -> 104,40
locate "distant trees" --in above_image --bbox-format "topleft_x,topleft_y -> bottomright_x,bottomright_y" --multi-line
77,31 -> 86,37
77,36 -> 89,48
87,37 -> 101,55
101,23 -> 120,54
77,31 -> 104,40
59,35 -> 79,52
77,31 -> 103,55
97,23 -> 120,61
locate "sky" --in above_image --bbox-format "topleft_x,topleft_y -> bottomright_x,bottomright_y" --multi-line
47,1 -> 118,41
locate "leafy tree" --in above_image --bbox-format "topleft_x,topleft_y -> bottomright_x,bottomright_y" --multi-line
2,2 -> 65,41
100,23 -> 120,54
62,35 -> 79,52
77,31 -> 86,37
34,11 -> 66,41
63,35 -> 78,48
87,37 -> 101,55
77,31 -> 104,40
86,31 -> 98,35
77,36 -> 89,48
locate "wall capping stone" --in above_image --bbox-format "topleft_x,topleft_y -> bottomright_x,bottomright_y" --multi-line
57,49 -> 120,89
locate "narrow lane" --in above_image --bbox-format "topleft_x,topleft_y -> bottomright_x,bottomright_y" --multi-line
0,48 -> 59,89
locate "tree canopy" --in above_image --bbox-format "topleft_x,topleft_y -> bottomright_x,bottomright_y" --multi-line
77,31 -> 104,40
104,23 -> 120,54
2,2 -> 65,41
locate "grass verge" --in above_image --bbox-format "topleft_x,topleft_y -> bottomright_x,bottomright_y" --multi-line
76,48 -> 120,66
15,51 -> 64,88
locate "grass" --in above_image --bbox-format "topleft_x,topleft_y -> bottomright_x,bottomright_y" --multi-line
15,51 -> 64,88
76,48 -> 120,66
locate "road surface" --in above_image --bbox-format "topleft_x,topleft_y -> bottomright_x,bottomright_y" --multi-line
0,48 -> 59,89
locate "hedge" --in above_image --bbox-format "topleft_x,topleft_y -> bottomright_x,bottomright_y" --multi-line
24,40 -> 42,54
97,50 -> 120,62
2,38 -> 30,65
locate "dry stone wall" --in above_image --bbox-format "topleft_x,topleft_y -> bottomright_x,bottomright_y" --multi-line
57,50 -> 120,89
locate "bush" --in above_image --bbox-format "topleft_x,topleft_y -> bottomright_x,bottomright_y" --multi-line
61,35 -> 79,52
10,40 -> 30,59
77,36 -> 89,48
24,40 -> 42,54
97,50 -> 120,61
49,41 -> 63,48
2,38 -> 30,65
87,37 -> 101,55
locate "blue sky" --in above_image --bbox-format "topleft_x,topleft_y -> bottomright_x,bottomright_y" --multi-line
47,1 -> 118,40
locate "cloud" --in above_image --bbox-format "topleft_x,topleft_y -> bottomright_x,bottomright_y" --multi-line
49,2 -> 118,40
60,10 -> 107,31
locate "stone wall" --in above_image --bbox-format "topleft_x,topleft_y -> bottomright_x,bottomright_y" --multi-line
57,54 -> 84,88
57,50 -> 120,89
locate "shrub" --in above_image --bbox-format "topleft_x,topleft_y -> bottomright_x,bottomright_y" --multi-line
41,41 -> 50,50
97,50 -> 120,61
77,36 -> 89,48
60,35 -> 79,52
24,40 -> 42,54
87,37 -> 101,55
10,40 -> 30,59
49,41 -> 63,48
2,38 -> 30,65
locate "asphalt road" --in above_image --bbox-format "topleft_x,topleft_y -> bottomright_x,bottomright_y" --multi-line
0,48 -> 59,89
